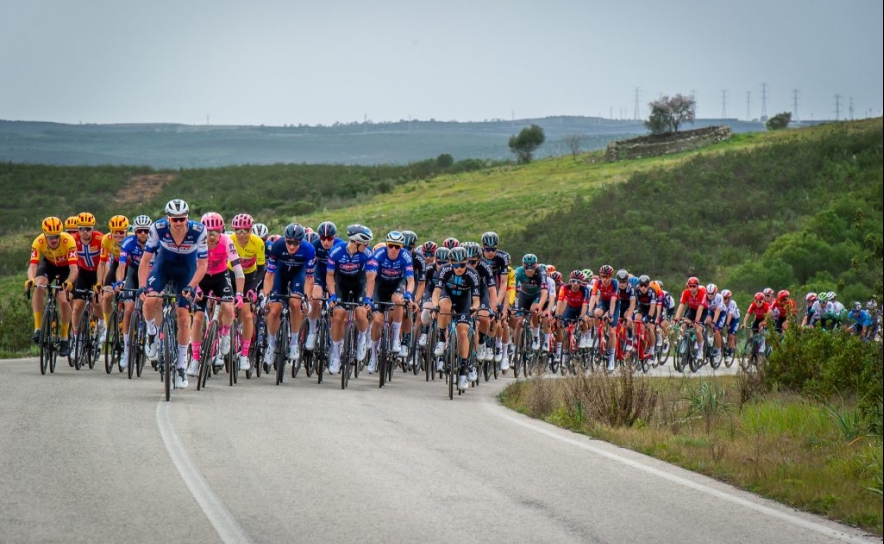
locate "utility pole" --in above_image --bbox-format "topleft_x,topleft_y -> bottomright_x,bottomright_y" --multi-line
746,91 -> 751,120
721,89 -> 728,118
792,89 -> 800,122
834,94 -> 841,121
849,97 -> 854,120
760,83 -> 768,121
633,87 -> 641,121
691,90 -> 697,118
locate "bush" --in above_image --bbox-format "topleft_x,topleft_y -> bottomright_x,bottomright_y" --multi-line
766,111 -> 792,130
562,367 -> 658,427
0,288 -> 35,355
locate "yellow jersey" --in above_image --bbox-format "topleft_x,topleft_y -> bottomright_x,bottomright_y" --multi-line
507,266 -> 516,305
230,233 -> 266,274
30,233 -> 78,267
100,234 -> 121,264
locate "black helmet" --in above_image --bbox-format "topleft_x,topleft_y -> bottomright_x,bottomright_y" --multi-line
462,242 -> 481,260
316,221 -> 337,238
481,231 -> 499,248
346,224 -> 373,244
284,223 -> 306,242
449,247 -> 468,263
401,230 -> 418,249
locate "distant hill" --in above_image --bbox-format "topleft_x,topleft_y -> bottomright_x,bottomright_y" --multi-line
0,116 -> 768,168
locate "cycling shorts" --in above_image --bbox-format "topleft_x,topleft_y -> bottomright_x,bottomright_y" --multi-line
73,269 -> 98,300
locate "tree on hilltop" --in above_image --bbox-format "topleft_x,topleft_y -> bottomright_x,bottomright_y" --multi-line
508,124 -> 546,164
645,94 -> 696,135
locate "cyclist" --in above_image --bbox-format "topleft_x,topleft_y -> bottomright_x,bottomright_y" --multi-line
432,246 -> 481,392
139,199 -> 208,389
229,213 -> 266,371
719,289 -> 740,356
480,232 -> 511,367
800,293 -> 819,328
365,231 -> 415,374
307,221 -> 346,352
417,242 -> 440,351
116,215 -> 152,368
554,270 -> 590,361
632,275 -> 659,360
537,264 -> 557,353
262,223 -> 316,369
463,242 -> 497,362
511,254 -> 549,356
26,217 -> 79,357
844,302 -> 872,339
64,216 -> 79,237
187,212 -> 246,376
771,289 -> 796,333
866,300 -> 881,341
97,215 -> 128,344
703,283 -> 724,362
742,292 -> 771,353
70,212 -> 105,350
399,230 -> 423,362
325,224 -> 374,374
828,292 -> 846,327
614,270 -> 636,348
673,277 -> 708,358
587,264 -> 619,371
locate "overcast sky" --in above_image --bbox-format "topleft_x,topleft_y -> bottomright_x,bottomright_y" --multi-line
1,0 -> 881,125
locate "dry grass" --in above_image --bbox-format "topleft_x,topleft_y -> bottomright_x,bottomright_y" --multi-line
500,372 -> 883,535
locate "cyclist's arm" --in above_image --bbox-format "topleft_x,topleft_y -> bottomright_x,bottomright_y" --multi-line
67,263 -> 79,286
325,269 -> 336,297
674,302 -> 685,322
138,249 -> 154,290
555,299 -> 565,316
262,270 -> 274,298
405,276 -> 415,297
189,257 -> 207,290
27,262 -> 38,283
364,271 -> 376,300
587,294 -> 597,314
471,295 -> 480,312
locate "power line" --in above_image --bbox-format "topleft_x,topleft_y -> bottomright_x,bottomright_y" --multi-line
721,89 -> 728,118
792,89 -> 800,122
834,94 -> 841,121
760,83 -> 768,120
633,87 -> 641,121
849,97 -> 854,120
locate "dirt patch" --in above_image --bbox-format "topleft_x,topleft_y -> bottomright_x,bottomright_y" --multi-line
114,173 -> 178,206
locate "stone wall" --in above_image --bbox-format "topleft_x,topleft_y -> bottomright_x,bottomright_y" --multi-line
604,125 -> 733,162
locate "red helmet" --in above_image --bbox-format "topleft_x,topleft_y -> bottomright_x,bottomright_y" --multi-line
268,234 -> 281,243
686,277 -> 699,287
754,292 -> 765,301
763,287 -> 774,296
550,271 -> 563,283
422,241 -> 438,256
806,292 -> 818,303
721,289 -> 732,299
570,270 -> 587,283
231,213 -> 253,230
200,212 -> 224,231
442,237 -> 459,250
599,265 -> 614,276
777,289 -> 790,300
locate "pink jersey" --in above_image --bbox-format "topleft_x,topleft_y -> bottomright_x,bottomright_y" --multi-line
206,234 -> 240,276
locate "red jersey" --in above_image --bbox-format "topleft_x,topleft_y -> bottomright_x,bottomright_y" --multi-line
680,287 -> 707,310
76,231 -> 104,272
558,284 -> 590,308
771,299 -> 796,318
591,278 -> 620,303
746,301 -> 771,320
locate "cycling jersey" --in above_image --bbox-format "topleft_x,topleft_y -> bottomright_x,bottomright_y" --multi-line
312,236 -> 346,283
76,231 -> 103,271
514,266 -> 547,296
846,310 -> 873,328
435,264 -> 481,299
506,266 -> 516,305
411,250 -> 427,288
327,244 -> 372,279
367,247 -> 414,283
680,287 -> 708,310
746,301 -> 771,320
472,259 -> 497,294
705,293 -> 724,316
485,250 -> 511,282
206,233 -> 241,276
591,278 -> 620,303
30,233 -> 78,267
618,284 -> 636,304
724,300 -> 740,320
266,238 -> 316,275
231,233 -> 266,274
99,233 -> 121,264
635,288 -> 659,309
119,235 -> 146,268
145,218 -> 208,264
558,284 -> 590,309
771,299 -> 796,319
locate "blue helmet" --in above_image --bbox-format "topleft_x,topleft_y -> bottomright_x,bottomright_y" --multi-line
628,276 -> 640,288
284,223 -> 306,242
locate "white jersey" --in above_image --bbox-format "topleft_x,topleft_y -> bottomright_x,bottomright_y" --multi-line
725,299 -> 740,320
706,293 -> 724,314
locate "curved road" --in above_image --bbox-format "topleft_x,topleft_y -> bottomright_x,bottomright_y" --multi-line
0,357 -> 875,544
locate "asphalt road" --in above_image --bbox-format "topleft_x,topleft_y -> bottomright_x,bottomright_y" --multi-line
0,356 -> 875,544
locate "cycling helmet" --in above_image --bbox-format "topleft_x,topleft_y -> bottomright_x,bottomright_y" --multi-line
41,216 -> 63,236
655,279 -> 664,289
582,268 -> 593,278
284,223 -> 306,241
231,213 -> 254,230
628,277 -> 639,289
706,283 -> 718,296
386,230 -> 405,246
164,199 -> 189,216
570,270 -> 587,283
763,287 -> 774,297
449,247 -> 468,263
522,254 -> 538,267
347,224 -> 373,244
252,223 -> 269,240
616,269 -> 629,281
305,231 -> 320,244
546,265 -> 557,274
754,292 -> 765,302
638,275 -> 651,286
77,212 -> 96,227
599,265 -> 614,277
133,214 -> 152,228
64,216 -> 79,232
422,241 -> 438,256
777,289 -> 790,300
442,237 -> 460,250
267,234 -> 281,244
537,264 -> 547,274
686,276 -> 700,287
818,292 -> 830,303
721,289 -> 733,299
462,242 -> 481,260
108,215 -> 129,232
827,291 -> 837,300
852,301 -> 862,311
316,221 -> 337,238
805,292 -> 818,304
481,231 -> 499,248
550,271 -> 563,283
401,230 -> 418,249
867,300 -> 878,311
200,212 -> 224,231
434,247 -> 450,262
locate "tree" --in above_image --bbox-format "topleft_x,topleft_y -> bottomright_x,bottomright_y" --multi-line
436,153 -> 454,169
564,133 -> 586,160
645,94 -> 696,134
766,111 -> 792,131
508,124 -> 546,164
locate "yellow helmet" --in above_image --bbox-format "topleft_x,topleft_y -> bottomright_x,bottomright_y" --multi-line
373,242 -> 385,251
42,216 -> 64,236
64,216 -> 79,232
108,215 -> 129,232
77,212 -> 96,227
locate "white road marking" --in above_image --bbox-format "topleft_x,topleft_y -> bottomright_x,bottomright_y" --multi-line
156,400 -> 253,544
485,394 -> 876,544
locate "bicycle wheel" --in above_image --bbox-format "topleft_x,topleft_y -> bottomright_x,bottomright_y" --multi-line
738,336 -> 753,371
276,320 -> 288,385
228,327 -> 238,386
127,312 -> 140,379
723,340 -> 737,368
162,319 -> 173,402
39,308 -> 52,375
378,324 -> 389,388
411,326 -> 420,376
135,317 -> 147,377
447,332 -> 457,400
252,316 -> 265,378
316,318 -> 328,384
425,324 -> 436,382
74,310 -> 88,371
341,322 -> 354,390
48,307 -> 59,374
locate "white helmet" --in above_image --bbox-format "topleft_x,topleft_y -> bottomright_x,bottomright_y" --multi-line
706,283 -> 718,296
252,223 -> 269,240
164,199 -> 189,216
133,214 -> 152,228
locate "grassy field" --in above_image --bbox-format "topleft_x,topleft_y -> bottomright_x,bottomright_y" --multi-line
501,372 -> 883,535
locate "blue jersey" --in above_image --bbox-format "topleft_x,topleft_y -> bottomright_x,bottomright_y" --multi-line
846,310 -> 873,328
118,235 -> 145,268
367,247 -> 414,283
266,238 -> 316,275
327,244 -> 373,279
312,237 -> 346,279
145,218 -> 208,264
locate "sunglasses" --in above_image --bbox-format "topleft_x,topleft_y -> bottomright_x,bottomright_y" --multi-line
452,263 -> 467,269
483,247 -> 496,252
285,239 -> 299,246
320,235 -> 335,242
467,260 -> 478,266
570,279 -> 582,284
135,228 -> 150,235
46,235 -> 60,241
689,285 -> 699,288
112,229 -> 127,235
600,274 -> 611,279
207,230 -> 222,236
387,244 -> 402,250
524,264 -> 536,270
169,216 -> 187,223
234,228 -> 250,235
78,226 -> 93,232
